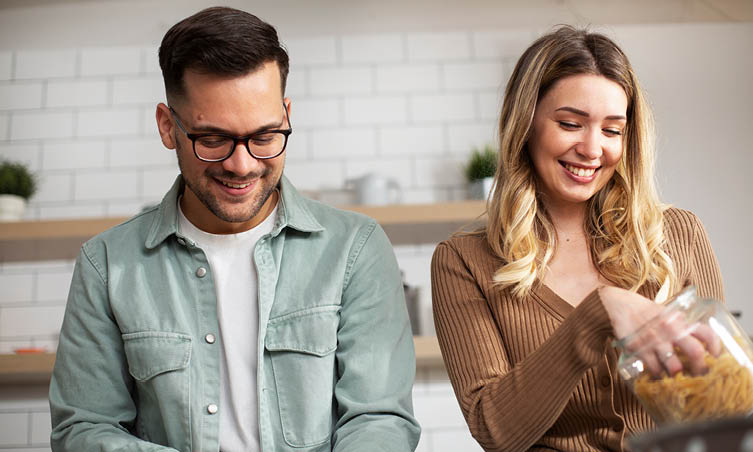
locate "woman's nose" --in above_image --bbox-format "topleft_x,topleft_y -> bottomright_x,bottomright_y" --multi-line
576,128 -> 603,160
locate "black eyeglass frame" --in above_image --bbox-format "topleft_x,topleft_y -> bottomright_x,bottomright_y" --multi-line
168,104 -> 292,162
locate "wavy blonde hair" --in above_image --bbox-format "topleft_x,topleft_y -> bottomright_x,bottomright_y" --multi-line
487,26 -> 676,298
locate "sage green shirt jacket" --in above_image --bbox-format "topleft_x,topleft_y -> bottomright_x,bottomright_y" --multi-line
49,175 -> 420,452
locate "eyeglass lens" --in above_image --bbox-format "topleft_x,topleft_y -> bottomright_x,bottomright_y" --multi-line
194,132 -> 286,161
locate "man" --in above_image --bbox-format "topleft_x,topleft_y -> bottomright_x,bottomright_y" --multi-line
49,7 -> 420,452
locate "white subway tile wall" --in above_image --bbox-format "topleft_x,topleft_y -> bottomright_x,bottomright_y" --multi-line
0,144 -> 41,170
309,67 -> 373,96
310,127 -> 377,158
0,28 -> 528,451
407,32 -> 472,61
0,83 -> 43,111
79,47 -> 142,77
14,50 -> 77,80
0,114 -> 8,140
41,140 -> 107,171
410,93 -> 475,123
0,386 -> 51,451
343,95 -> 408,125
341,33 -> 405,63
376,64 -> 441,93
10,111 -> 74,141
46,80 -> 108,108
0,412 -> 29,447
142,47 -> 161,75
0,52 -> 12,81
285,37 -> 338,66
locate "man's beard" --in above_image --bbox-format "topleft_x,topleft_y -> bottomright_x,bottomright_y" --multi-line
176,141 -> 280,223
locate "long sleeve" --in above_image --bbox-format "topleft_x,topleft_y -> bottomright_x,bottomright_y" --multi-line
663,208 -> 725,302
331,222 -> 421,452
431,239 -> 614,452
49,248 -> 178,452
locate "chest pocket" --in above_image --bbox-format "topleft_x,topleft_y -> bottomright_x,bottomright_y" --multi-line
265,305 -> 340,448
122,331 -> 192,450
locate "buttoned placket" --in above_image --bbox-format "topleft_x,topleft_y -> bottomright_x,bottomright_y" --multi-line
179,235 -> 222,452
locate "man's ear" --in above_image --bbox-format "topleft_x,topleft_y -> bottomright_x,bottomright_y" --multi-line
156,103 -> 176,150
284,97 -> 292,120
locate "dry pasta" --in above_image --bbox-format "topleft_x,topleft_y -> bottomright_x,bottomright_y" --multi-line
634,352 -> 753,424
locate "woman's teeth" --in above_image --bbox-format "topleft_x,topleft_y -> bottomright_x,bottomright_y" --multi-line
221,180 -> 251,189
564,164 -> 596,177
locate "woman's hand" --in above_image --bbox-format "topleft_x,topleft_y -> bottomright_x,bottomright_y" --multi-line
599,286 -> 721,377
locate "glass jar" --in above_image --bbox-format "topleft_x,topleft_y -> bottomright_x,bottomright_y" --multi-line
615,286 -> 753,425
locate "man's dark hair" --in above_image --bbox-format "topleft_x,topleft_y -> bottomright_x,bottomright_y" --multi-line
159,7 -> 289,102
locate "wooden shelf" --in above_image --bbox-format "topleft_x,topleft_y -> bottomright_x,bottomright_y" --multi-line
0,201 -> 486,262
413,335 -> 444,368
0,352 -> 56,385
0,336 -> 444,385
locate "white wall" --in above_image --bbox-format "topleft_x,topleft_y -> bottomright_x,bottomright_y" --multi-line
0,2 -> 751,451
613,24 -> 753,323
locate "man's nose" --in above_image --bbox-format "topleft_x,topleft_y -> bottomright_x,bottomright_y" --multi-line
222,142 -> 261,175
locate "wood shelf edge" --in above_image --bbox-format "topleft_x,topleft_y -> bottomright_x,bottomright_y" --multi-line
0,336 -> 444,385
0,217 -> 129,240
0,352 -> 55,385
413,335 -> 445,368
0,201 -> 485,241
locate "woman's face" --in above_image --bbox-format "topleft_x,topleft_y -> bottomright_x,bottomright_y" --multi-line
527,73 -> 628,209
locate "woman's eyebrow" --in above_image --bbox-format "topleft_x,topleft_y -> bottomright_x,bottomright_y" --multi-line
555,106 -> 626,121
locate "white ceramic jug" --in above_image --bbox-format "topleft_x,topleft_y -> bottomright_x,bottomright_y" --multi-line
346,173 -> 401,206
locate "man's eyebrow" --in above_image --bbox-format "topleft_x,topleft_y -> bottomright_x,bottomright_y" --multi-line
189,119 -> 285,135
555,106 -> 626,121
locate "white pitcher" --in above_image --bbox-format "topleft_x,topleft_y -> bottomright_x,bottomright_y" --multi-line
345,173 -> 402,206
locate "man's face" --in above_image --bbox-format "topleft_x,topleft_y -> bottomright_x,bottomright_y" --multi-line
158,61 -> 290,234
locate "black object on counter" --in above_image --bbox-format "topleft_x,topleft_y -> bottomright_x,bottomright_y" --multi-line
630,416 -> 753,452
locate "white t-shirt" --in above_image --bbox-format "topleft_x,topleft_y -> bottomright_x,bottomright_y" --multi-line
178,201 -> 278,452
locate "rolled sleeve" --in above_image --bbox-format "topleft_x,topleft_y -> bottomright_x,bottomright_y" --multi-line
331,222 -> 421,452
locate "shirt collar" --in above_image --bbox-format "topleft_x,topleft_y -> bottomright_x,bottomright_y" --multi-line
145,174 -> 323,249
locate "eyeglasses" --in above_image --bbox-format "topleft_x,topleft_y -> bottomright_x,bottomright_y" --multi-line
169,104 -> 292,162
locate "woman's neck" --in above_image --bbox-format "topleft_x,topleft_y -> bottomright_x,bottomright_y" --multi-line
544,199 -> 589,239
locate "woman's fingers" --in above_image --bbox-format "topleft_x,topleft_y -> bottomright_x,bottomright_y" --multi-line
654,343 -> 683,376
673,334 -> 708,375
690,323 -> 722,357
601,286 -> 723,377
641,348 -> 664,377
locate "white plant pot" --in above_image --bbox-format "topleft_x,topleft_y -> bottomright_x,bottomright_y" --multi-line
468,177 -> 494,200
0,194 -> 27,221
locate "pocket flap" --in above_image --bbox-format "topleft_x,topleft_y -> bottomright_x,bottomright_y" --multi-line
122,332 -> 192,381
265,306 -> 340,357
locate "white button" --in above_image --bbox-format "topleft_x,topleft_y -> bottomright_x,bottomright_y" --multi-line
207,403 -> 218,414
177,238 -> 185,246
205,333 -> 216,344
196,267 -> 207,277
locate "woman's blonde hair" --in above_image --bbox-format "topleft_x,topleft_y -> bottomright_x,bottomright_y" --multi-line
488,25 -> 676,298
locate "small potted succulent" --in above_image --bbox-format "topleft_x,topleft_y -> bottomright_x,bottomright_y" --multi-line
466,144 -> 498,200
0,160 -> 37,221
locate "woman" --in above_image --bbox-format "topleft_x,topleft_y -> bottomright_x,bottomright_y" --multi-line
431,26 -> 724,452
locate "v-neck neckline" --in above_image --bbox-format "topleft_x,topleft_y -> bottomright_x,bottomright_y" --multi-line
532,282 -> 576,321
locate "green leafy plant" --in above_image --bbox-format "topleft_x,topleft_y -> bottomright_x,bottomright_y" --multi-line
0,160 -> 37,199
465,145 -> 498,182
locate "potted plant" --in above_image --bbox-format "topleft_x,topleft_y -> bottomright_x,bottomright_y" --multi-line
465,144 -> 498,200
0,160 -> 37,221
